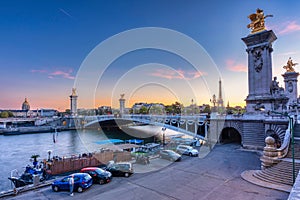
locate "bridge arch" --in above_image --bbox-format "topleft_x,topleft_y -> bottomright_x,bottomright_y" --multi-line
219,127 -> 242,144
83,115 -> 206,140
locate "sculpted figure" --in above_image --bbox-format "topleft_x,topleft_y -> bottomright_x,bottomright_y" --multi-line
270,77 -> 280,95
71,88 -> 76,96
283,57 -> 298,72
247,8 -> 273,33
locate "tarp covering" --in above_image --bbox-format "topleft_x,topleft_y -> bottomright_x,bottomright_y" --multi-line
95,139 -> 124,145
125,139 -> 144,144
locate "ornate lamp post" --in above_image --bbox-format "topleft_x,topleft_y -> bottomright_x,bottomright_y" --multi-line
47,150 -> 52,162
162,127 -> 166,147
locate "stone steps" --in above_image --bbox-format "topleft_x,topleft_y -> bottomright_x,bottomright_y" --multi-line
254,171 -> 291,185
242,122 -> 265,148
293,124 -> 300,138
253,160 -> 300,186
286,137 -> 300,160
253,138 -> 300,186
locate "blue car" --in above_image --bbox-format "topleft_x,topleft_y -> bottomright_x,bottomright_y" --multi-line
52,173 -> 93,193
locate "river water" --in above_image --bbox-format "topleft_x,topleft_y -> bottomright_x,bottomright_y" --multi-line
0,129 -> 140,193
0,125 -> 185,193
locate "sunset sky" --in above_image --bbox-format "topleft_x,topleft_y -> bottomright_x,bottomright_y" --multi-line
1,1 -> 300,111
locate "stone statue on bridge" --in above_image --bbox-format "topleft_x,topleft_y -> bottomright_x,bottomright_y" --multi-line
283,57 -> 298,73
247,8 -> 273,34
270,77 -> 284,95
71,88 -> 77,96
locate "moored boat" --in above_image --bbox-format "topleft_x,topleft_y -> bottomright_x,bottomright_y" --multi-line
2,128 -> 20,135
8,166 -> 49,188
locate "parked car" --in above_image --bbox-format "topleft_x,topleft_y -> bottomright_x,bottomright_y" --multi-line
52,173 -> 93,193
80,167 -> 112,184
101,161 -> 133,177
176,145 -> 199,157
159,150 -> 182,162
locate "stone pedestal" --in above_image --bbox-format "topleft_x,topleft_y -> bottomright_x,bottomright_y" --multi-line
282,72 -> 299,107
242,30 -> 278,113
119,98 -> 125,117
70,95 -> 78,116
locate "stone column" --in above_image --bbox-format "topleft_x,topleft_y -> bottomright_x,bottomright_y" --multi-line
119,94 -> 125,117
282,71 -> 299,106
242,30 -> 277,113
70,88 -> 78,116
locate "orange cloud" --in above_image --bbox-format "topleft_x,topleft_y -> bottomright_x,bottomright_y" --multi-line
226,59 -> 247,72
149,68 -> 206,80
278,21 -> 300,35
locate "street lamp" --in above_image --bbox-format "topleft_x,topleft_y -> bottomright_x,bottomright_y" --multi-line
266,110 -> 295,183
47,150 -> 52,162
162,127 -> 166,147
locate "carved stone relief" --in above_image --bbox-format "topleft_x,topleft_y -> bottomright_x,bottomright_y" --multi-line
253,49 -> 263,73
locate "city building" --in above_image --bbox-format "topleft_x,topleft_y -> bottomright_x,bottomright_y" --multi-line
183,99 -> 200,115
131,102 -> 165,114
21,98 -> 30,111
0,98 -> 58,118
98,106 -> 112,115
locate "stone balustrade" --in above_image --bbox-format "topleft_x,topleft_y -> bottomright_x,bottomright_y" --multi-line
260,136 -> 281,169
260,117 -> 293,169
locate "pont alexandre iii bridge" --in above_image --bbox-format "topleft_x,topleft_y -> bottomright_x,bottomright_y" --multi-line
83,114 -> 208,140
80,113 -> 289,150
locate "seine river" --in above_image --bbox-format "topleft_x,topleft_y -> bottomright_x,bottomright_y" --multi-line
0,129 -> 143,193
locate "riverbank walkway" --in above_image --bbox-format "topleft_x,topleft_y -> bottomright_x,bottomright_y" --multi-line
2,143 -> 289,200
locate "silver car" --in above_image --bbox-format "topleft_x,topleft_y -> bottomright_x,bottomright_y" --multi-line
176,145 -> 199,157
159,150 -> 182,162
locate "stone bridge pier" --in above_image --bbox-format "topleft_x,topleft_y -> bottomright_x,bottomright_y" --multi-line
209,114 -> 288,150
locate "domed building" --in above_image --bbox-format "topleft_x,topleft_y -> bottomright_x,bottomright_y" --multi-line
21,98 -> 30,111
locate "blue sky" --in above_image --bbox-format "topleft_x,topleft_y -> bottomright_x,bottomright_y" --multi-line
1,1 -> 300,110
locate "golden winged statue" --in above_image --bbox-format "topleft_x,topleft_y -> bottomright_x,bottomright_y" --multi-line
283,57 -> 298,72
247,8 -> 273,34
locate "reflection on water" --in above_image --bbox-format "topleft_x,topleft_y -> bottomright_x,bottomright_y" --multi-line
0,129 -> 114,192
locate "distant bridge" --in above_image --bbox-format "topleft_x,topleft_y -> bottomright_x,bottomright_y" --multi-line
83,114 -> 208,140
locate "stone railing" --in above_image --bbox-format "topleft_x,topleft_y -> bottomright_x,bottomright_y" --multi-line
260,116 -> 294,169
288,171 -> 300,200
